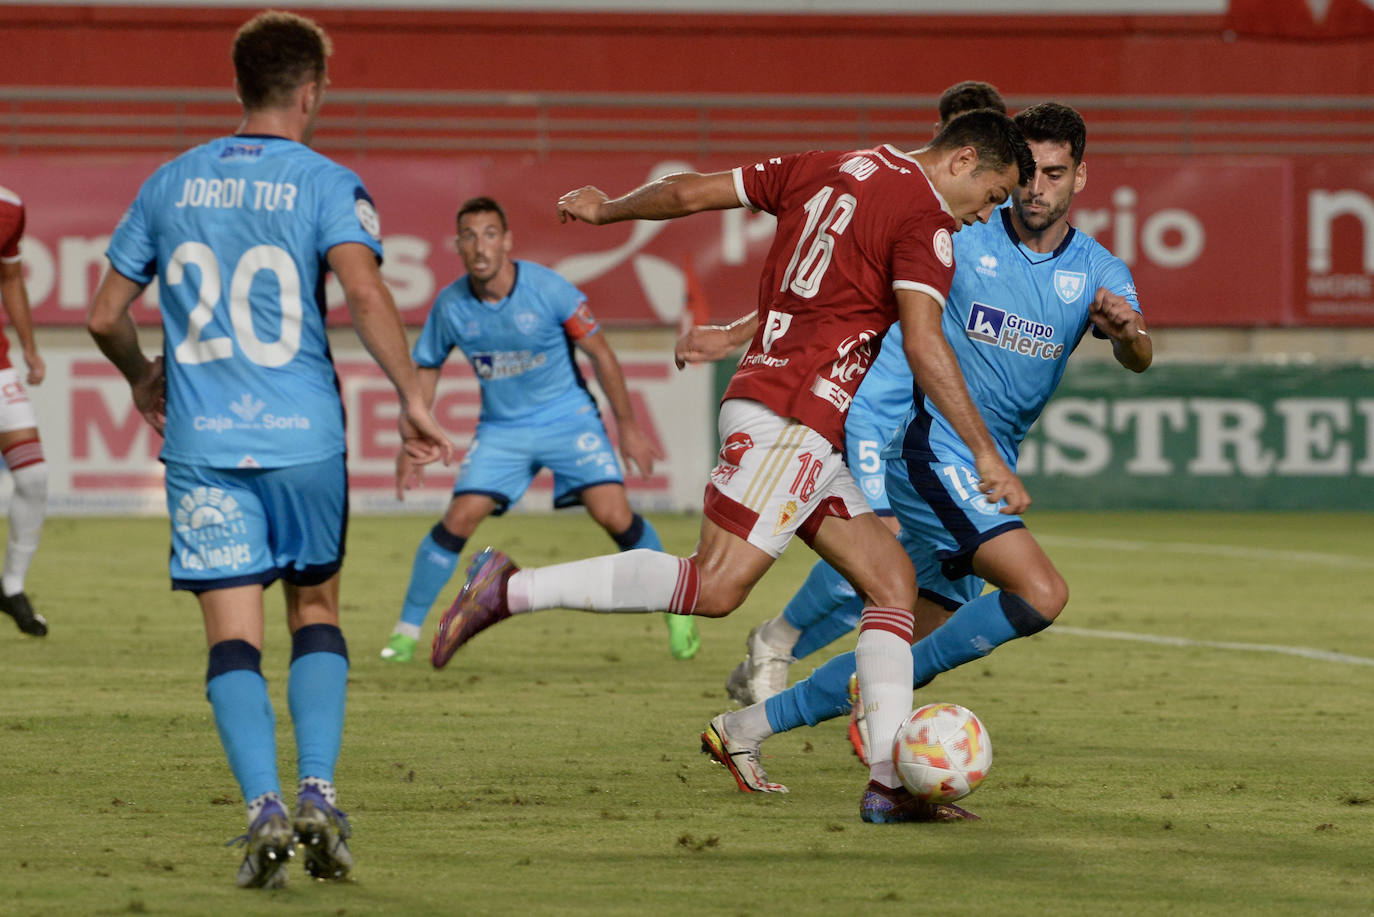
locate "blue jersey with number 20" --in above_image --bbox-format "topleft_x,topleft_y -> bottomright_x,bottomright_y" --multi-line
106,134 -> 383,469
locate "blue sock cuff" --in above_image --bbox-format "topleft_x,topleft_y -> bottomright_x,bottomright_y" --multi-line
291,623 -> 349,664
612,514 -> 646,551
207,640 -> 261,682
429,523 -> 467,555
999,591 -> 1053,636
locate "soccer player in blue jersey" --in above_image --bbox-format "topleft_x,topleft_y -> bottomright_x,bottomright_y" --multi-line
87,11 -> 454,888
717,81 -> 1009,706
382,196 -> 699,663
698,102 -> 1152,819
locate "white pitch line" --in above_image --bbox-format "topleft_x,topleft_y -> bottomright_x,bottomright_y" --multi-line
1051,625 -> 1374,668
1038,534 -> 1374,570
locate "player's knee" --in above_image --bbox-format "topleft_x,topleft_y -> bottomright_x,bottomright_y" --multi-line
1010,568 -> 1068,620
860,560 -> 916,611
691,579 -> 749,618
12,462 -> 47,499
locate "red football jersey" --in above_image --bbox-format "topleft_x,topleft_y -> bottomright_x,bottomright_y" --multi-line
0,186 -> 23,370
725,145 -> 957,448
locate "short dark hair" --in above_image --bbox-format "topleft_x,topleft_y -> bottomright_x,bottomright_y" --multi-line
232,11 -> 331,111
929,109 -> 1035,186
1014,102 -> 1087,164
456,196 -> 508,231
938,81 -> 1007,124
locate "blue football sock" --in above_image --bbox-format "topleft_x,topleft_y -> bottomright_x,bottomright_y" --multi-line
288,624 -> 349,784
761,593 -> 1055,738
613,513 -> 662,552
764,650 -> 857,733
206,640 -> 279,803
786,562 -> 863,659
911,590 -> 1052,685
399,524 -> 465,630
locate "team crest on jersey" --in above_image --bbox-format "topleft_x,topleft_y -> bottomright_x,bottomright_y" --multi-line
774,499 -> 800,534
354,197 -> 381,241
515,312 -> 538,335
861,474 -> 885,501
1054,270 -> 1086,304
933,228 -> 954,267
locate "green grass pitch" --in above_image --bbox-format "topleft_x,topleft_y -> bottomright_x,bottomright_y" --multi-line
2,512 -> 1371,915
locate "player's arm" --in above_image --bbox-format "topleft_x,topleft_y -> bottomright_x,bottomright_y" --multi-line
0,260 -> 44,386
557,171 -> 740,225
395,365 -> 443,499
87,266 -> 165,434
896,288 -> 1030,515
674,310 -> 757,369
574,326 -> 663,477
1089,287 -> 1152,373
327,241 -> 455,468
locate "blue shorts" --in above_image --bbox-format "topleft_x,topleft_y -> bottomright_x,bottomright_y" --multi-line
455,409 -> 624,513
845,410 -> 895,515
165,456 -> 347,592
886,452 -> 1024,611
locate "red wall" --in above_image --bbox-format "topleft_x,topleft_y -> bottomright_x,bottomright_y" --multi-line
3,6 -> 1371,97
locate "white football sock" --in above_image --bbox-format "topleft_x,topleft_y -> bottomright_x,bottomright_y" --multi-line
3,456 -> 46,596
506,549 -> 697,614
723,702 -> 774,747
855,606 -> 915,789
758,614 -> 802,654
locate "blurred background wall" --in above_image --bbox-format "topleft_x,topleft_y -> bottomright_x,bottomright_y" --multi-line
2,0 -> 1371,512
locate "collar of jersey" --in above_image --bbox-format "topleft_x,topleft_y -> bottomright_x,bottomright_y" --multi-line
1000,207 -> 1076,263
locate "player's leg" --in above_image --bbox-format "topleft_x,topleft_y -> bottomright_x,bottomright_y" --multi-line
790,414 -> 900,661
384,421 -> 524,661
200,584 -> 294,887
553,404 -> 699,660
724,409 -> 903,702
267,456 -> 354,879
431,400 -> 842,665
807,509 -> 918,793
581,481 -> 700,660
284,576 -> 353,880
726,512 -> 898,705
908,527 -> 1065,682
166,461 -> 293,887
383,493 -> 497,662
0,383 -> 49,636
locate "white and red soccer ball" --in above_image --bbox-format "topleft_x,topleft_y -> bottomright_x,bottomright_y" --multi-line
892,702 -> 993,802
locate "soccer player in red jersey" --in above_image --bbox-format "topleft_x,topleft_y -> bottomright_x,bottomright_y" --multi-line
432,113 -> 1034,816
0,186 -> 50,638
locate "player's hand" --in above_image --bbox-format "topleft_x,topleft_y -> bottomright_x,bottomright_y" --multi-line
22,348 -> 44,386
395,450 -> 424,501
1089,287 -> 1143,342
398,402 -> 455,468
617,421 -> 663,478
557,186 -> 611,225
973,451 -> 1031,515
674,325 -> 738,369
131,354 -> 166,435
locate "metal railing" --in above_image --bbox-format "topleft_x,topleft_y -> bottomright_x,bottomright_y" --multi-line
3,87 -> 1372,157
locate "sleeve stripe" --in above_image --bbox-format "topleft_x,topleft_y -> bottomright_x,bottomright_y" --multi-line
731,167 -> 754,211
892,280 -> 947,309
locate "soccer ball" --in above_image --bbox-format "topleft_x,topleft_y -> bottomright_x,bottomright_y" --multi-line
892,703 -> 992,802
